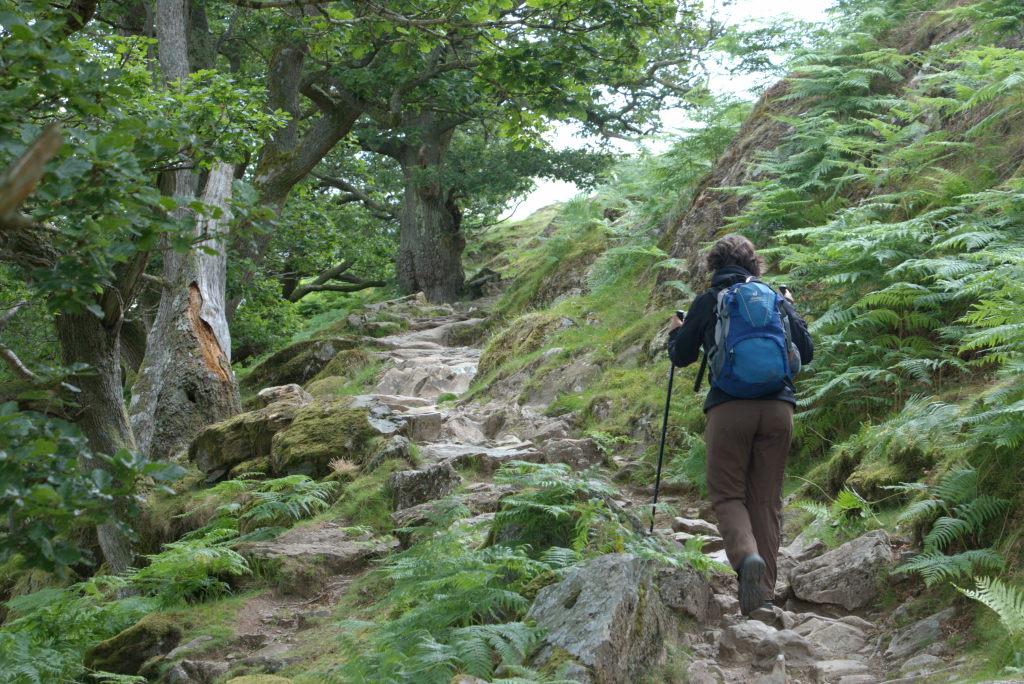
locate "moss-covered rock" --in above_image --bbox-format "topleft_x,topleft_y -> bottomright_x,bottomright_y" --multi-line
309,348 -> 373,384
83,612 -> 183,675
305,376 -> 347,397
228,455 -> 272,479
226,676 -> 294,684
240,336 -> 361,393
188,401 -> 305,474
270,397 -> 378,477
477,312 -> 577,377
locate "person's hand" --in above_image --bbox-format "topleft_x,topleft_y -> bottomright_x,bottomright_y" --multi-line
669,313 -> 684,330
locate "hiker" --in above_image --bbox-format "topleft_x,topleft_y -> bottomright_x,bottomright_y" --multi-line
667,234 -> 813,616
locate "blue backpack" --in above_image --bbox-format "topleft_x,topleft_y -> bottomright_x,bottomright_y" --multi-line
707,277 -> 801,398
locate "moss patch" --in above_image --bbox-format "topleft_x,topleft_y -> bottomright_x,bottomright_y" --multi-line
477,312 -> 574,377
271,398 -> 377,477
83,612 -> 184,675
240,336 -> 361,394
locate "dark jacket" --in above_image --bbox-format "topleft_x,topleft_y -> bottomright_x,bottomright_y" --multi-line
668,265 -> 814,412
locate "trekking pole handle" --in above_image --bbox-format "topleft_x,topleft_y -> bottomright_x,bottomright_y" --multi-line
675,310 -> 686,322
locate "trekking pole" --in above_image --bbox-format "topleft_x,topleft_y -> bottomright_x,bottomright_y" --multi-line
650,310 -> 685,534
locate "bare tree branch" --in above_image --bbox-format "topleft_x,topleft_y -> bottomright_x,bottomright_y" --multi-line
0,301 -> 29,331
0,346 -> 36,380
285,260 -> 386,301
313,172 -> 396,218
0,123 -> 63,221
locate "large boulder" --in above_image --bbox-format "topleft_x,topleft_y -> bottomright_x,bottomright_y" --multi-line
240,336 -> 361,392
789,530 -> 893,610
655,565 -> 721,625
527,553 -> 670,683
885,607 -> 956,661
84,613 -> 183,675
189,396 -> 310,475
270,398 -> 379,477
542,438 -> 606,470
252,384 -> 312,409
387,462 -> 462,510
239,523 -> 397,597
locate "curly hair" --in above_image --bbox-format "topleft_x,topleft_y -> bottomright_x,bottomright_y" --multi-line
705,234 -> 765,277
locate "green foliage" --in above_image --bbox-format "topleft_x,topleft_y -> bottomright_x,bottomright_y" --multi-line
956,576 -> 1024,648
0,576 -> 155,684
131,474 -> 335,606
331,516 -> 558,683
891,469 -> 1009,586
0,3 -> 281,313
795,487 -> 879,547
0,402 -> 184,574
332,461 -> 724,682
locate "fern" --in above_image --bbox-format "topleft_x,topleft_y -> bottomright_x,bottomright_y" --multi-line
956,576 -> 1024,642
896,548 -> 1005,587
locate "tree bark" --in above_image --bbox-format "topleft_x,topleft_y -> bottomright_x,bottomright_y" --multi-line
55,312 -> 135,575
130,162 -> 240,462
392,116 -> 465,303
129,1 -> 240,462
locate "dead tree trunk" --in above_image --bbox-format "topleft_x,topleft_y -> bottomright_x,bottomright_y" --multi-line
130,163 -> 240,461
129,0 -> 240,461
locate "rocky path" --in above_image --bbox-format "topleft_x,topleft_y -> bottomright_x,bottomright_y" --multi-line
166,298 -> 972,683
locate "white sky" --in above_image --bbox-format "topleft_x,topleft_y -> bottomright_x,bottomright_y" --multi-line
501,0 -> 835,221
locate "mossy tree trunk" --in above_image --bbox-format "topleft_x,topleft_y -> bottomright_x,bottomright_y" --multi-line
55,309 -> 138,574
379,112 -> 467,303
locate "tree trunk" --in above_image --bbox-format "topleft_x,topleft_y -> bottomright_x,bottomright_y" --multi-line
130,163 -> 240,462
396,173 -> 466,302
393,118 -> 465,303
55,312 -> 135,575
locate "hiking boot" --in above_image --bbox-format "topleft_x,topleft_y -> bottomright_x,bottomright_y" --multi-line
738,553 -> 766,616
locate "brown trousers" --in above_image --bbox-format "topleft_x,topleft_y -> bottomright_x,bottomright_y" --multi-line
705,400 -> 794,598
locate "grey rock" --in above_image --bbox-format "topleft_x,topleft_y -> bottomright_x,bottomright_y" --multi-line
239,523 -> 396,580
836,677 -> 879,684
673,531 -> 726,553
387,462 -> 461,510
790,530 -> 893,610
254,384 -> 313,409
885,607 -> 956,661
671,517 -> 720,537
900,653 -> 946,675
165,635 -> 215,660
719,620 -> 776,663
813,659 -> 871,682
781,530 -> 829,562
755,628 -> 822,669
755,655 -> 786,684
177,660 -> 229,684
655,565 -> 721,625
160,663 -> 194,684
527,554 -> 669,684
373,352 -> 478,398
404,409 -> 444,442
366,434 -> 412,472
428,442 -> 544,475
797,618 -> 869,657
542,438 -> 605,470
687,659 -> 726,684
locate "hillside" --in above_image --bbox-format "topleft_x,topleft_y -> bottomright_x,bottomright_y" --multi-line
2,0 -> 1024,682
